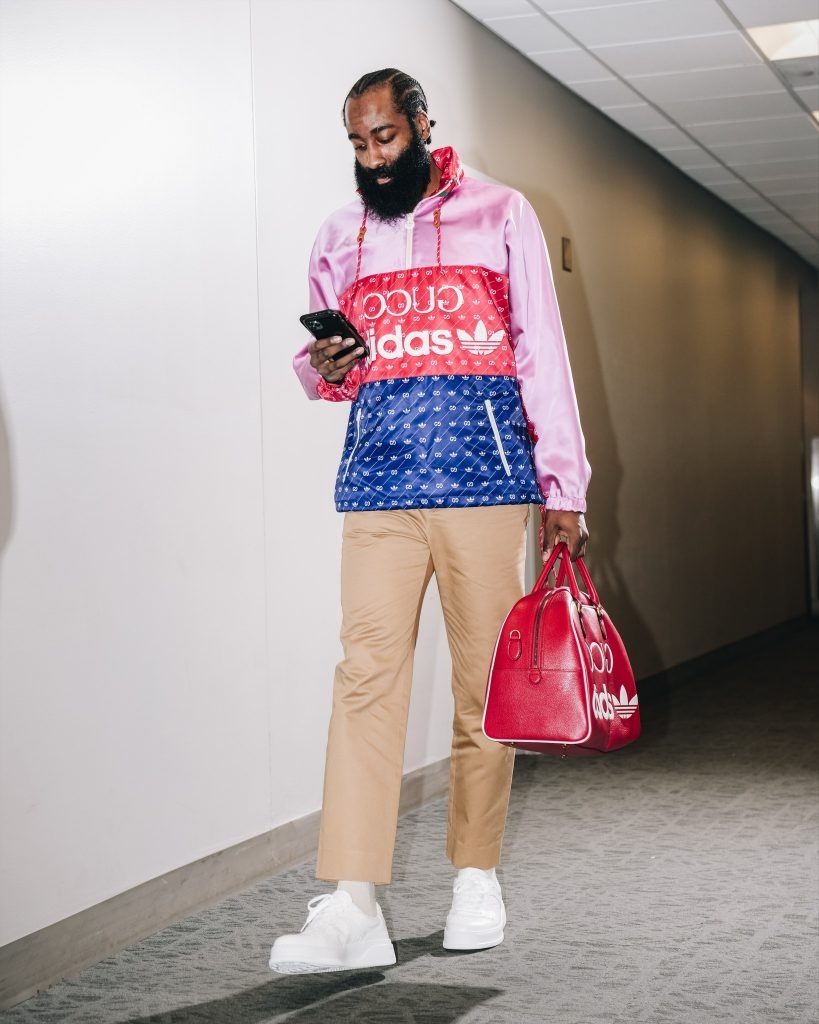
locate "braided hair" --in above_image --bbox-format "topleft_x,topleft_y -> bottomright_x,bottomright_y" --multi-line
343,68 -> 437,145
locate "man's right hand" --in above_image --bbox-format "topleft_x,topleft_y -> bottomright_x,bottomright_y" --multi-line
309,336 -> 366,383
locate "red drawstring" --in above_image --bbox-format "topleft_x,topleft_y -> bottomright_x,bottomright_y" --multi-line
352,206 -> 368,292
433,198 -> 445,267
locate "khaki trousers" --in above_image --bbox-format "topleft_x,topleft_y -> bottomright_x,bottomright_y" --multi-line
316,504 -> 529,885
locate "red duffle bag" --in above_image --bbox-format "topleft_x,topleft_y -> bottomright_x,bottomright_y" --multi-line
482,542 -> 640,756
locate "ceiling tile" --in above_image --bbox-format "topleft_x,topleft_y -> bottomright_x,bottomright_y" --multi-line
688,114 -> 819,145
761,227 -> 818,247
707,180 -> 761,200
783,222 -> 819,237
601,103 -> 672,130
776,194 -> 819,214
486,12 -> 575,51
451,0 -> 535,16
723,0 -> 819,28
751,175 -> 819,194
663,90 -> 802,124
633,63 -> 782,103
775,55 -> 819,88
567,78 -> 645,106
781,226 -> 819,241
634,124 -> 694,147
531,0 -> 659,9
730,155 -> 819,178
590,32 -> 760,77
660,144 -> 725,168
685,165 -> 741,185
795,84 -> 819,106
547,0 -> 735,48
746,206 -> 801,223
528,48 -> 612,81
709,136 -> 819,162
729,196 -> 784,212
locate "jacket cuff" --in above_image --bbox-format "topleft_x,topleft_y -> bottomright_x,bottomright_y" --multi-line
540,493 -> 587,513
316,367 -> 360,402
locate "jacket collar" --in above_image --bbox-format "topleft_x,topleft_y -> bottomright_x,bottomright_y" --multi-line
429,146 -> 464,199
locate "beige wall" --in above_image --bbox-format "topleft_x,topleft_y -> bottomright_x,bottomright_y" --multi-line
426,4 -> 815,674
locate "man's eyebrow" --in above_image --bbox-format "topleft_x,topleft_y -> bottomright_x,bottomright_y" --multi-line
347,123 -> 398,140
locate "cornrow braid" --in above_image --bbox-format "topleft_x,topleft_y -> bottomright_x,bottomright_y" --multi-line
343,68 -> 437,145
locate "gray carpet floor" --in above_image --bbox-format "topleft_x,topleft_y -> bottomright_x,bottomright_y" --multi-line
3,622 -> 818,1024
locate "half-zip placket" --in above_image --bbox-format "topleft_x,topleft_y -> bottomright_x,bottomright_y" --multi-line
404,211 -> 414,268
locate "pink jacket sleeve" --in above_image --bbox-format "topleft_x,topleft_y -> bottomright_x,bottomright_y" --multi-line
292,229 -> 361,403
507,196 -> 591,512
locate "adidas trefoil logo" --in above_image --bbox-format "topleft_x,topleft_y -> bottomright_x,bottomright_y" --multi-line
456,319 -> 505,355
612,685 -> 639,720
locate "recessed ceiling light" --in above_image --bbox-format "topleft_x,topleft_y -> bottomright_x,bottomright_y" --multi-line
747,20 -> 819,61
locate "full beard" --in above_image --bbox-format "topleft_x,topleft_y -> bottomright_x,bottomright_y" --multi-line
354,127 -> 432,223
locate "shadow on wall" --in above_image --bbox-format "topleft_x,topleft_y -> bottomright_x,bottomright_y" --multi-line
525,187 -> 669,741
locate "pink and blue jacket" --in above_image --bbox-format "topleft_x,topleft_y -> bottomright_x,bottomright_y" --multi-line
293,147 -> 591,513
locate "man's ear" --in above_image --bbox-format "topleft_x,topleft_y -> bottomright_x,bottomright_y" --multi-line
416,111 -> 430,141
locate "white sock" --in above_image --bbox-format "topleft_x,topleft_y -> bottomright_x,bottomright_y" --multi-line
337,880 -> 377,916
457,866 -> 497,882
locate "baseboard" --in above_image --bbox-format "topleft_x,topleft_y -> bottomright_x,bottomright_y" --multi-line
0,756 -> 451,1011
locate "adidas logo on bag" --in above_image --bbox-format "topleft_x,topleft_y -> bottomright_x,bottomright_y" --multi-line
590,668 -> 639,722
612,685 -> 639,720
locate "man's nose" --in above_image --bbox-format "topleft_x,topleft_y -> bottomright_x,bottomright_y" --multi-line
361,143 -> 386,170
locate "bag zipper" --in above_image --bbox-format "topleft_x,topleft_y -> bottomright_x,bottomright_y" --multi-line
484,399 -> 512,476
341,406 -> 363,483
531,591 -> 551,674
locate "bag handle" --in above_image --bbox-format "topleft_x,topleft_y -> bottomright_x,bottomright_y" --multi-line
573,556 -> 601,606
533,542 -> 580,600
537,542 -> 603,607
556,553 -> 601,607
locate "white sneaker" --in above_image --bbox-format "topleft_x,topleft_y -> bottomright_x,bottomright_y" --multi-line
442,868 -> 506,950
268,890 -> 396,974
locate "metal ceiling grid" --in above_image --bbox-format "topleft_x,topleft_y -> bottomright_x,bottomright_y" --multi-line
451,0 -> 819,268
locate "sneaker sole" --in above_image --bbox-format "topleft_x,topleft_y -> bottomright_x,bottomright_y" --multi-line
443,918 -> 506,950
269,940 -> 396,974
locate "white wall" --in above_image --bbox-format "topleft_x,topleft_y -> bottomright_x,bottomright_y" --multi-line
0,0 -> 813,946
0,0 -> 272,943
0,0 -> 457,946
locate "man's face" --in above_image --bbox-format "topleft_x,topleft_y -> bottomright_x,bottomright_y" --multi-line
345,84 -> 431,223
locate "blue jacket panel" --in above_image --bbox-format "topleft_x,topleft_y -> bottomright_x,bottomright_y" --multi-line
335,375 -> 542,512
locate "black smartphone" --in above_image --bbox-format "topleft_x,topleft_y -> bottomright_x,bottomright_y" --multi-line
299,309 -> 368,361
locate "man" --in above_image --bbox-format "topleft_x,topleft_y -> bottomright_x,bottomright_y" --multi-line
269,69 -> 590,974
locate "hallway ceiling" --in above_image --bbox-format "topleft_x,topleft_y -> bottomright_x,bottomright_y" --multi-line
451,0 -> 819,269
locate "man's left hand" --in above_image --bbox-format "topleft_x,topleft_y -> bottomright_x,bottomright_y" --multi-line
542,510 -> 588,561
